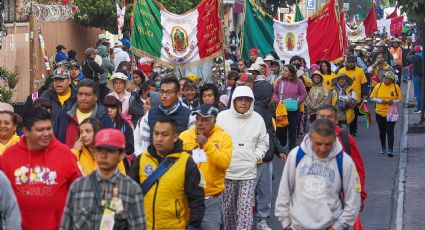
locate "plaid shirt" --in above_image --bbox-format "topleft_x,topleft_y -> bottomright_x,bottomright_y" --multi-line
60,169 -> 146,230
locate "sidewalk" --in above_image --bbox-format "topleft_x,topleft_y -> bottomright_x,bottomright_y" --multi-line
402,81 -> 425,229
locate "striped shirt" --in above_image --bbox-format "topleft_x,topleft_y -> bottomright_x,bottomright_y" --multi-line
60,170 -> 146,230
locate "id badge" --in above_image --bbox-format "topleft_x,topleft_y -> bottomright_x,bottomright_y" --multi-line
192,148 -> 207,163
100,208 -> 115,230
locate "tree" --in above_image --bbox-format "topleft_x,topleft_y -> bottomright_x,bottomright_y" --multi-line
0,66 -> 19,103
256,0 -> 298,17
395,0 -> 425,24
157,0 -> 201,14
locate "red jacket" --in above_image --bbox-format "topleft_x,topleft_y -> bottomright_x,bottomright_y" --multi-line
336,126 -> 367,201
0,136 -> 81,230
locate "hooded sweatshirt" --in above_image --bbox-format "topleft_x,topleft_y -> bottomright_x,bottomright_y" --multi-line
275,135 -> 360,230
97,45 -> 114,84
0,137 -> 82,230
216,86 -> 269,180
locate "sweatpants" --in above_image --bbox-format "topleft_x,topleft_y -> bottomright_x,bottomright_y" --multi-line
223,179 -> 255,230
376,114 -> 396,150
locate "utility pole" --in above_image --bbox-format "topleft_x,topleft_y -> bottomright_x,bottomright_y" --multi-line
29,2 -> 36,93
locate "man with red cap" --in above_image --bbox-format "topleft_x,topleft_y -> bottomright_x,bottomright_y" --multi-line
61,128 -> 147,229
248,48 -> 264,68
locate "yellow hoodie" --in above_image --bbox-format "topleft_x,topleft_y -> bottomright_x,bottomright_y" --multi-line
179,125 -> 232,196
370,83 -> 403,117
0,134 -> 20,156
71,147 -> 126,175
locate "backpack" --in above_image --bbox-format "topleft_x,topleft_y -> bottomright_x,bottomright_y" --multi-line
295,147 -> 344,185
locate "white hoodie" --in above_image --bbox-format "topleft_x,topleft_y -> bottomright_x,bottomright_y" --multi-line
216,86 -> 269,180
275,134 -> 360,230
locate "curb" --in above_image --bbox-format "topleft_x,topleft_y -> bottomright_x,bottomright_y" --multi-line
394,80 -> 410,230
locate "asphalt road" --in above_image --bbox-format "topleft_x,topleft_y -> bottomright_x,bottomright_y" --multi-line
266,102 -> 402,229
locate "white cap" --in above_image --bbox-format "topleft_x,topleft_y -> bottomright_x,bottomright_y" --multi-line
248,63 -> 261,72
263,55 -> 275,61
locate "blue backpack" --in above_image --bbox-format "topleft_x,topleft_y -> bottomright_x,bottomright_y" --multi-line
295,147 -> 344,185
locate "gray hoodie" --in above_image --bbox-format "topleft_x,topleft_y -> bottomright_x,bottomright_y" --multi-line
275,134 -> 360,230
0,170 -> 22,229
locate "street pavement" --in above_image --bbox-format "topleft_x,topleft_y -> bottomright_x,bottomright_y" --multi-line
266,88 -> 406,229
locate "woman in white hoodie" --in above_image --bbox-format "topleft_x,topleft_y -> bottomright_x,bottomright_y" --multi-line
275,119 -> 360,230
216,86 -> 269,230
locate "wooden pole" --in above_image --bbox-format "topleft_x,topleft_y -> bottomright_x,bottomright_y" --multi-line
29,3 -> 36,93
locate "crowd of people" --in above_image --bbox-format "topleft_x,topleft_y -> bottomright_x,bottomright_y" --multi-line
0,30 -> 422,230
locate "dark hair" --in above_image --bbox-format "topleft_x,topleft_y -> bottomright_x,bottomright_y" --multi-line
310,119 -> 336,137
284,64 -> 297,81
317,104 -> 337,116
77,79 -> 99,96
237,59 -> 246,65
289,55 -> 302,64
200,83 -> 219,105
103,96 -> 126,130
154,116 -> 178,134
117,61 -> 131,71
133,70 -> 146,82
160,77 -> 180,91
319,59 -> 332,75
227,71 -> 240,80
183,80 -> 197,90
149,72 -> 160,81
0,111 -> 18,125
115,68 -> 129,77
79,118 -> 103,146
33,98 -> 52,111
23,108 -> 51,131
141,80 -> 151,93
145,80 -> 157,89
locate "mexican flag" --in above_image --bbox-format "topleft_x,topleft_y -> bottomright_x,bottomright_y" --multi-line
345,3 -> 377,40
241,0 -> 342,66
131,0 -> 223,67
377,16 -> 404,36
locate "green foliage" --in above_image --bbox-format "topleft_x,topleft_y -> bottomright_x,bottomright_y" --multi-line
157,0 -> 201,14
0,66 -> 20,103
256,0 -> 298,17
395,0 -> 425,23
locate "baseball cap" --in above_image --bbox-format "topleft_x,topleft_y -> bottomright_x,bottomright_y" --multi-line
248,63 -> 261,72
52,67 -> 71,79
95,129 -> 125,150
68,61 -> 81,69
249,48 -> 259,55
191,104 -> 219,118
98,34 -> 108,40
383,71 -> 395,80
56,45 -> 66,50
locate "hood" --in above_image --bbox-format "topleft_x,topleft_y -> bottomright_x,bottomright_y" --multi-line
16,135 -> 62,154
230,86 -> 255,117
97,45 -> 109,57
300,133 -> 343,160
113,47 -> 123,54
253,80 -> 273,106
150,91 -> 161,108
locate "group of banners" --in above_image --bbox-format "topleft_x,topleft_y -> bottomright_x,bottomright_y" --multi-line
131,0 -> 404,68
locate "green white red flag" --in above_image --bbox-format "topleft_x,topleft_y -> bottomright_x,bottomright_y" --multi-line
131,0 -> 223,67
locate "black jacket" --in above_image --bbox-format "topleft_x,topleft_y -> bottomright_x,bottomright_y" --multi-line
128,139 -> 205,228
128,92 -> 144,125
407,51 -> 423,77
253,80 -> 286,162
40,85 -> 77,120
82,58 -> 105,81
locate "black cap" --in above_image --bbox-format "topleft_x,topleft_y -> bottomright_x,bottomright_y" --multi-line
56,45 -> 66,50
191,104 -> 219,118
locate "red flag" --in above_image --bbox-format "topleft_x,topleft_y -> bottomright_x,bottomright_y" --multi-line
307,0 -> 343,64
363,3 -> 378,36
386,7 -> 398,19
390,16 -> 404,36
340,10 -> 348,55
358,102 -> 372,128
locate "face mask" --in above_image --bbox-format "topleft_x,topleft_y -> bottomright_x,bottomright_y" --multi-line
155,81 -> 160,88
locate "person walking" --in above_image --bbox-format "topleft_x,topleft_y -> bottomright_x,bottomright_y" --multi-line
329,74 -> 357,129
82,48 -> 105,81
305,71 -> 331,123
370,71 -> 403,157
275,119 -> 361,230
129,117 -> 205,230
0,103 -> 21,155
217,86 -> 269,230
0,169 -> 22,230
319,59 -> 337,91
98,45 -> 115,101
407,45 -> 423,113
180,104 -> 232,230
107,72 -> 133,114
0,108 -> 82,230
273,64 -> 307,150
61,129 -> 147,229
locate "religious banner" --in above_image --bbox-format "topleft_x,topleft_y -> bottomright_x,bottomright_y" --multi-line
242,0 -> 342,66
131,0 -> 223,67
346,25 -> 366,41
377,16 -> 404,36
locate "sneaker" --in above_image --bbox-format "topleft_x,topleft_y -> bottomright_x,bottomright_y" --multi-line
387,148 -> 394,157
414,110 -> 422,114
257,220 -> 272,230
379,147 -> 386,154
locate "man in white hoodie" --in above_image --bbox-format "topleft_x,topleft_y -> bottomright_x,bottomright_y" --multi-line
217,86 -> 269,230
275,119 -> 360,230
113,41 -> 130,70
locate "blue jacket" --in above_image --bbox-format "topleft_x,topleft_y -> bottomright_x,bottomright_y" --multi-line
40,85 -> 77,120
53,103 -> 113,146
55,51 -> 68,63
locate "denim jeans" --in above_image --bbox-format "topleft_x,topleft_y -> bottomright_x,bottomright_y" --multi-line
413,76 -> 422,111
255,161 -> 273,221
201,195 -> 223,230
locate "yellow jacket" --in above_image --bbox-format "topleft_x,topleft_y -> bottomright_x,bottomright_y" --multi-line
138,150 -> 191,230
322,73 -> 337,91
180,126 -> 232,197
330,86 -> 356,124
0,134 -> 20,156
337,67 -> 367,102
71,147 -> 126,175
370,83 -> 403,117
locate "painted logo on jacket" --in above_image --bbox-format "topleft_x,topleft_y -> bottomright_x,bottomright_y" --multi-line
14,165 -> 57,185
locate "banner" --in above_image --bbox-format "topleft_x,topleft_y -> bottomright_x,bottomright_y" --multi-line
131,0 -> 223,67
377,16 -> 404,36
242,0 -> 342,66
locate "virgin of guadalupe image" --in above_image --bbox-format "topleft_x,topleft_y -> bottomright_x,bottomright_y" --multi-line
173,28 -> 187,52
286,33 -> 295,51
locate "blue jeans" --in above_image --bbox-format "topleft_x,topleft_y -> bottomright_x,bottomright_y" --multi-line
255,161 -> 273,220
413,76 -> 422,111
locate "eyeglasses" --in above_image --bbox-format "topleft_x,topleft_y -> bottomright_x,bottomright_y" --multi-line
159,90 -> 177,96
